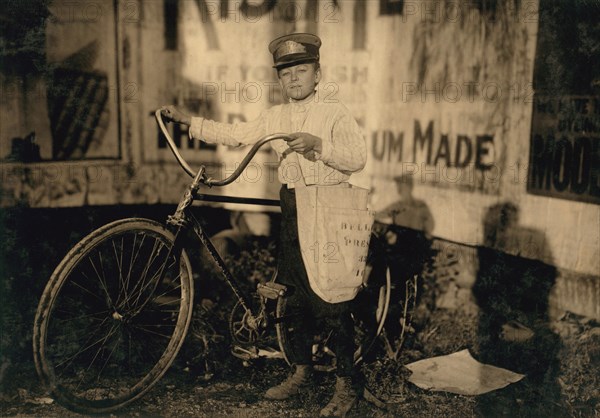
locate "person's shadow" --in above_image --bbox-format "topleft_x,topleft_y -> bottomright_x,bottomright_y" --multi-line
473,202 -> 564,416
367,175 -> 436,351
374,174 -> 435,277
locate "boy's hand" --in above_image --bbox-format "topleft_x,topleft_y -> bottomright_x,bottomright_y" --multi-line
285,132 -> 322,157
160,106 -> 192,126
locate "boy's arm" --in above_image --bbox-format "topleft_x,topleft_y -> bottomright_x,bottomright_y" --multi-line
189,115 -> 267,147
286,109 -> 366,173
160,105 -> 267,146
318,111 -> 366,173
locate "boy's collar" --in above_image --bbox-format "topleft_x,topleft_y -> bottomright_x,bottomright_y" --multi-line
288,91 -> 317,105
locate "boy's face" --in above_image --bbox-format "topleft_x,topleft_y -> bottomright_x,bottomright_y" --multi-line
278,63 -> 321,101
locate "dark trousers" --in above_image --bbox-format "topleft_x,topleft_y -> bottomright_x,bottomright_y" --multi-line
278,186 -> 355,377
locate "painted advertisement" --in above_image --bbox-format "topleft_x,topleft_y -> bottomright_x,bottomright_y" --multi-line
137,0 -> 531,205
1,0 -> 121,163
527,0 -> 600,204
528,96 -> 600,204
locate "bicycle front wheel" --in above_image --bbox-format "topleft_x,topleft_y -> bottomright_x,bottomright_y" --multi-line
33,218 -> 194,414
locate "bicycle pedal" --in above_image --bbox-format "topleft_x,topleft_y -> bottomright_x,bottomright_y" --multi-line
257,282 -> 287,300
256,346 -> 284,359
231,345 -> 259,360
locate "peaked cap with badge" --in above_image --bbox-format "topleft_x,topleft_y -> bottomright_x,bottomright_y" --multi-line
268,33 -> 321,69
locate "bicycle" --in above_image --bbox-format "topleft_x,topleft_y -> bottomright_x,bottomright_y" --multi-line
32,110 -> 396,414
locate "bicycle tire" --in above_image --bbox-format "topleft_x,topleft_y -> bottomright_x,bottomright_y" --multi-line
33,218 -> 194,414
275,265 -> 391,369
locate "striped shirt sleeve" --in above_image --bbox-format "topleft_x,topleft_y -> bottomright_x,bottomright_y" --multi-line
319,109 -> 366,173
189,113 -> 267,146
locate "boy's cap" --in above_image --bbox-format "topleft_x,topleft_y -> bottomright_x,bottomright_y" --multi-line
269,33 -> 321,69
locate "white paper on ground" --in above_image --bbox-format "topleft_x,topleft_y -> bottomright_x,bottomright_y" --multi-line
405,349 -> 525,395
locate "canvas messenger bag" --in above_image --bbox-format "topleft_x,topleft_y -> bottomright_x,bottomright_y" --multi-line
295,184 -> 375,303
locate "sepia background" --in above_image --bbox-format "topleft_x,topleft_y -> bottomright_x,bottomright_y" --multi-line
1,0 -> 599,414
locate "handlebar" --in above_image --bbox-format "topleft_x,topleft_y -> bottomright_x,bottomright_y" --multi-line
154,109 -> 292,186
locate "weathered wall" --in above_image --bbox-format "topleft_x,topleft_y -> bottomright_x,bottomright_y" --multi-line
1,0 -> 598,316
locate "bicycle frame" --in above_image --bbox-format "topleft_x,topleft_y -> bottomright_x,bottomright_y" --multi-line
168,205 -> 258,316
154,110 -> 392,346
31,111 -> 393,415
155,110 -> 290,320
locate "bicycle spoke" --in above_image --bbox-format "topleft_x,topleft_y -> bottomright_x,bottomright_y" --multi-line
128,324 -> 174,340
113,238 -> 127,305
67,276 -> 106,303
146,260 -> 179,292
53,309 -> 110,323
152,282 -> 183,300
95,331 -> 123,383
124,233 -> 147,295
130,322 -> 175,328
35,220 -> 194,413
151,297 -> 183,309
123,257 -> 177,313
97,252 -> 111,302
87,258 -> 114,308
74,324 -> 121,391
53,316 -> 113,370
125,241 -> 161,306
128,241 -> 167,310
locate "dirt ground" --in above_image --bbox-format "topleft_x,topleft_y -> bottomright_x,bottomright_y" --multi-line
1,304 -> 598,418
0,207 -> 598,417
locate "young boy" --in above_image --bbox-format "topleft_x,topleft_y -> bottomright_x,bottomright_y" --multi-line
162,33 -> 366,417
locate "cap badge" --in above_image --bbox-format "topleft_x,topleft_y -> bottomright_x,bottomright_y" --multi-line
274,40 -> 307,61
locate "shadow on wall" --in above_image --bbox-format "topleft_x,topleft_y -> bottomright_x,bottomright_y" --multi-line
372,174 -> 437,342
374,174 -> 435,272
473,202 -> 564,416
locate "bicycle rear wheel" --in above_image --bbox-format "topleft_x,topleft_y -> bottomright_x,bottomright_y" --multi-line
275,264 -> 391,369
33,218 -> 194,414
